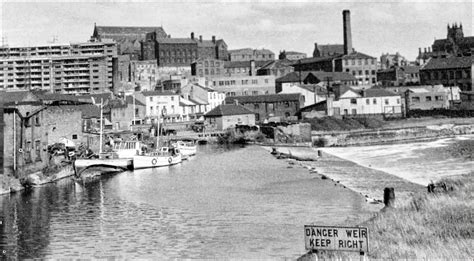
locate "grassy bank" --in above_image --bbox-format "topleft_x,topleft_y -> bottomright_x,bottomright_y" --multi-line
364,174 -> 473,259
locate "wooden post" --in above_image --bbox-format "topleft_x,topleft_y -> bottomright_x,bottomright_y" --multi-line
317,150 -> 322,157
383,187 -> 395,207
360,251 -> 367,261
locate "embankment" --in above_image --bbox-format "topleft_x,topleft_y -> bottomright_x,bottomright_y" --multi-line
312,124 -> 473,147
264,146 -> 425,205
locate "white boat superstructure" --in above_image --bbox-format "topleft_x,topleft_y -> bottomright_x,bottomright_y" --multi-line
132,147 -> 182,169
173,141 -> 197,156
113,140 -> 142,158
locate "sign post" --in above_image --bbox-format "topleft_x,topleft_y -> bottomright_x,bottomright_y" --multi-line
304,225 -> 369,259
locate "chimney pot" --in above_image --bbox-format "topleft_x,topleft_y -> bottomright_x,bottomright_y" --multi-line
212,35 -> 216,43
424,47 -> 427,53
199,35 -> 202,42
191,32 -> 194,40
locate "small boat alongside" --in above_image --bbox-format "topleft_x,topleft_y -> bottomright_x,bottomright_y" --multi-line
133,147 -> 182,169
172,140 -> 197,157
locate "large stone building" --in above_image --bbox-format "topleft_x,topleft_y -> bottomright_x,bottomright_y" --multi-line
417,23 -> 474,65
419,56 -> 473,91
228,48 -> 275,62
91,25 -> 167,60
377,65 -> 420,86
294,10 -> 377,87
204,104 -> 256,131
256,59 -> 294,78
141,32 -> 227,68
208,75 -> 276,97
380,52 -> 408,70
191,57 -> 225,78
225,93 -> 304,122
0,41 -> 117,94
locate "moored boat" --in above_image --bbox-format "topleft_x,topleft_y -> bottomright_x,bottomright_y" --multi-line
172,140 -> 197,156
133,147 -> 182,169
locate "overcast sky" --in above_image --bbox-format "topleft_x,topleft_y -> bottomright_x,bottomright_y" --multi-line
0,0 -> 472,60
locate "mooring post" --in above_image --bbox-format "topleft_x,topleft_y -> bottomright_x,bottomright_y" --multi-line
317,150 -> 322,157
360,251 -> 366,261
383,187 -> 395,208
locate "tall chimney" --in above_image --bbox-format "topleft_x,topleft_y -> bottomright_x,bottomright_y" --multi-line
191,32 -> 194,40
343,10 -> 353,55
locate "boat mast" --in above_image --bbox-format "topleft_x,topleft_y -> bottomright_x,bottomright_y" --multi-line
156,109 -> 160,148
132,94 -> 136,131
99,98 -> 104,154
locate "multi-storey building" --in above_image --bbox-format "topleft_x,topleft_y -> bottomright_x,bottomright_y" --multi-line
228,48 -> 275,62
377,66 -> 420,86
130,60 -> 159,91
380,52 -> 407,70
191,57 -> 225,78
180,83 -> 226,112
295,10 -> 377,87
225,93 -> 304,122
91,25 -> 167,60
223,60 -> 268,76
419,56 -> 473,91
141,32 -> 228,68
256,59 -> 294,78
0,41 -> 118,94
137,90 -> 181,122
208,75 -> 276,97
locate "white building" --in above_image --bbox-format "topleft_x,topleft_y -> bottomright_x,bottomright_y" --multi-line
329,87 -> 402,116
136,91 -> 181,122
180,83 -> 226,113
278,82 -> 327,107
207,75 -> 275,96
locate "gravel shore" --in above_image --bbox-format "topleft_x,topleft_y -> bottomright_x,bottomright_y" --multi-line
261,146 -> 425,207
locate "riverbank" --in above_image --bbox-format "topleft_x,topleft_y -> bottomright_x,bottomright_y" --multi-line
363,174 -> 473,259
264,145 -> 473,259
263,146 -> 425,205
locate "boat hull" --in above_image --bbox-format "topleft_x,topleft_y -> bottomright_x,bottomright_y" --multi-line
132,154 -> 182,169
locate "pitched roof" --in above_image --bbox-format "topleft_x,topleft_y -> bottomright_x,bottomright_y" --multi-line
156,38 -> 197,44
225,93 -> 301,104
362,88 -> 399,97
196,40 -> 216,48
341,51 -> 376,59
285,51 -> 306,55
276,71 -> 356,83
316,44 -> 344,56
258,59 -> 293,70
95,26 -> 166,38
293,55 -> 341,65
400,65 -> 420,74
142,90 -> 178,96
205,104 -> 255,117
0,91 -> 38,103
421,56 -> 474,70
433,36 -> 474,47
59,104 -> 101,119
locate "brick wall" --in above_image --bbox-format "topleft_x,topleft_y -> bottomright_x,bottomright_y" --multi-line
43,106 -> 83,146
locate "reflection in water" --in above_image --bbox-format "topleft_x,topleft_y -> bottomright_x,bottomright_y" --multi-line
1,145 -> 371,259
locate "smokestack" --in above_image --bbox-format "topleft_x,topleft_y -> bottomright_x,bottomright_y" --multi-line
424,47 -> 427,53
419,48 -> 421,54
212,36 -> 216,43
343,10 -> 353,55
191,32 -> 194,40
199,35 -> 202,42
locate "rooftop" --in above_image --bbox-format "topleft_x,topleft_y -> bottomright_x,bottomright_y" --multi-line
225,93 -> 301,103
205,104 -> 255,117
142,90 -> 178,96
421,56 -> 474,70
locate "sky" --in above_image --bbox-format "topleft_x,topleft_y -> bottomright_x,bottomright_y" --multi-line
0,0 -> 472,61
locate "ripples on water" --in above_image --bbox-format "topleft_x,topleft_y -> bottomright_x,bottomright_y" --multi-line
1,145 -> 371,259
322,135 -> 474,186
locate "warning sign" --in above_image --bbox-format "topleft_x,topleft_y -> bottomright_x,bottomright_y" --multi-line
304,225 -> 369,253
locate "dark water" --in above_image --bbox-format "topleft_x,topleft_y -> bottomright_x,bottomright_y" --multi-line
1,145 -> 371,259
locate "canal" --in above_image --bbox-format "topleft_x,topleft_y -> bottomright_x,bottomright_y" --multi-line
0,145 -> 372,259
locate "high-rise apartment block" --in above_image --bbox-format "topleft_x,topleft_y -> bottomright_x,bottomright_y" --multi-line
0,41 -> 117,94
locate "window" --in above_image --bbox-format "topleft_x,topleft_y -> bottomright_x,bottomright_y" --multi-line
351,59 -> 355,65
435,96 -> 443,101
149,97 -> 153,102
252,79 -> 258,84
385,99 -> 389,105
350,98 -> 357,104
72,134 -> 78,140
365,70 -> 369,75
351,109 -> 357,115
35,115 -> 40,126
426,96 -> 432,101
254,104 -> 259,109
35,140 -> 41,161
371,70 -> 376,75
171,96 -> 174,101
359,71 -> 362,75
366,99 -> 370,105
412,96 -> 420,102
358,59 -> 362,65
345,60 -> 349,66
397,98 -> 400,104
373,98 -> 377,104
